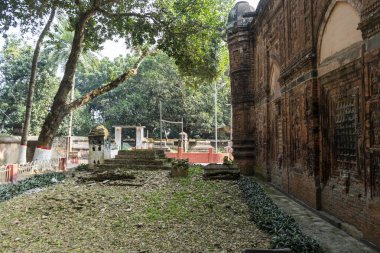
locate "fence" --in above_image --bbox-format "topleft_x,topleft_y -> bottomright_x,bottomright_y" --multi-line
166,147 -> 233,164
0,155 -> 81,184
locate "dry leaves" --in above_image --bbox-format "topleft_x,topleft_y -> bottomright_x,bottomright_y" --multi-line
0,168 -> 270,252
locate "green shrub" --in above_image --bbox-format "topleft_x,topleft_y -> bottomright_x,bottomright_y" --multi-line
75,164 -> 90,171
239,177 -> 324,253
0,172 -> 65,202
171,159 -> 189,170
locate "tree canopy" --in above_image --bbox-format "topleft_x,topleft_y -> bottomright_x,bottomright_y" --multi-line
0,36 -> 60,134
1,0 -> 231,81
0,0 -> 233,151
75,53 -> 231,138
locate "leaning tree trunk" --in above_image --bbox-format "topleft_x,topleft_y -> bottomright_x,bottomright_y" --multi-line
34,8 -> 153,161
33,10 -> 95,161
18,8 -> 56,164
34,51 -> 151,161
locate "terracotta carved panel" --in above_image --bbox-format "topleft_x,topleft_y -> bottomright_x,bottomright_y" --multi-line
289,95 -> 303,165
334,95 -> 358,162
370,101 -> 380,147
369,58 -> 380,96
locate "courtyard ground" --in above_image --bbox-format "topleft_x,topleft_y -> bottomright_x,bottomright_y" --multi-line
0,167 -> 270,252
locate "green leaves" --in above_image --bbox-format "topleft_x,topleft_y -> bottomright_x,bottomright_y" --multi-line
0,36 -> 59,134
155,0 -> 233,81
0,172 -> 66,203
73,52 -> 231,138
2,0 -> 233,82
239,177 -> 324,253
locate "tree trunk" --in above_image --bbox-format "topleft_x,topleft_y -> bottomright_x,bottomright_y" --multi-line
34,52 -> 150,161
18,8 -> 56,164
33,10 -> 95,161
34,10 -> 153,161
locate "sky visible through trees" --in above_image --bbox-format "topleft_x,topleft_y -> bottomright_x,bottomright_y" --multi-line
0,0 -> 234,144
0,1 -> 260,58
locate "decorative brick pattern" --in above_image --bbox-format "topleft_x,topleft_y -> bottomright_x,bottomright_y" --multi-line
227,0 -> 380,247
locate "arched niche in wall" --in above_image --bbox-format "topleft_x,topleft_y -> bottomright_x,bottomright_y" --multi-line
318,1 -> 363,74
270,63 -> 281,101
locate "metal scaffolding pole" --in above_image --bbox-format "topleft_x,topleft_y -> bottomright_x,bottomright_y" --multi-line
160,101 -> 162,149
214,82 -> 218,153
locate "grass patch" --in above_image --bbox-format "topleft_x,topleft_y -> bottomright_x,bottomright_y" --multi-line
138,166 -> 229,222
239,177 -> 324,253
0,168 -> 271,252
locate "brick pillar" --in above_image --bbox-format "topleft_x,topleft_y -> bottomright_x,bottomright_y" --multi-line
59,158 -> 67,171
227,3 -> 256,175
208,148 -> 214,163
6,164 -> 18,183
178,147 -> 183,159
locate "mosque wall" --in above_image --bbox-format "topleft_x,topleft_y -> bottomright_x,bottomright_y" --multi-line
227,0 -> 380,246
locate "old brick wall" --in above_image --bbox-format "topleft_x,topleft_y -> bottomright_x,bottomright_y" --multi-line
227,0 -> 380,247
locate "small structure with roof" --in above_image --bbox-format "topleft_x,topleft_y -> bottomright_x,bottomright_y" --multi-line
226,1 -> 255,33
88,125 -> 109,168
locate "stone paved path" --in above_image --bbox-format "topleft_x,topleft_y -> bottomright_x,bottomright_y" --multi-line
259,182 -> 378,253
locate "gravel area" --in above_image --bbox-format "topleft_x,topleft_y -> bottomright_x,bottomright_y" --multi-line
0,167 -> 270,252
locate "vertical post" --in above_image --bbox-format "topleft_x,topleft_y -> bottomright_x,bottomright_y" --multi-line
115,127 -> 122,150
230,104 -> 233,142
7,164 -> 18,183
208,147 -> 214,163
178,147 -> 183,159
214,83 -> 218,153
160,101 -> 163,149
59,158 -> 67,171
181,117 -> 184,149
67,75 -> 75,159
136,127 -> 145,149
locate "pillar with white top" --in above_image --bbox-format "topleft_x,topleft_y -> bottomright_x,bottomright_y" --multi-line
114,127 -> 122,150
135,126 -> 145,149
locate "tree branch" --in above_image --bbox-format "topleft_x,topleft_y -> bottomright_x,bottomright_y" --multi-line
68,50 -> 157,111
97,7 -> 155,19
100,0 -> 121,6
97,7 -> 169,27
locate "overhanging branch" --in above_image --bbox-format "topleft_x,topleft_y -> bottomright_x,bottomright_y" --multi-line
97,8 -> 155,19
67,50 -> 157,111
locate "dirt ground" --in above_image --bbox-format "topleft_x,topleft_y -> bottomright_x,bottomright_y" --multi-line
0,167 -> 270,253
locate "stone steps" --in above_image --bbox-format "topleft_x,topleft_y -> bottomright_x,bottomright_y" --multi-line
96,150 -> 171,171
114,154 -> 158,160
97,164 -> 171,171
104,159 -> 167,166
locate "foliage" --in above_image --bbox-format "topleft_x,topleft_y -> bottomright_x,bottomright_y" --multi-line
0,172 -> 65,202
0,36 -> 60,134
172,159 -> 189,170
75,53 -> 231,138
2,0 -> 233,80
0,0 -> 52,35
238,177 -> 324,253
0,37 -> 231,138
223,156 -> 233,165
74,163 -> 90,172
1,0 -> 234,143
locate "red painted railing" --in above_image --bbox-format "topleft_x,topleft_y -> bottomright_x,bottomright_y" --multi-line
166,147 -> 233,164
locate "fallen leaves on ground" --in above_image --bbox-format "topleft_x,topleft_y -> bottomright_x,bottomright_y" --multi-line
0,167 -> 270,252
